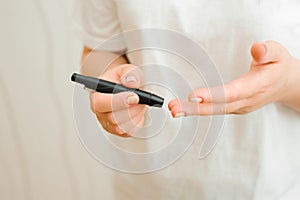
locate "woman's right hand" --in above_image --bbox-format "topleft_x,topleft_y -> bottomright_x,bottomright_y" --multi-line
89,64 -> 147,137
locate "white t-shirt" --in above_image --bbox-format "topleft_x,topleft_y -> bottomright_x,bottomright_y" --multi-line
73,0 -> 300,199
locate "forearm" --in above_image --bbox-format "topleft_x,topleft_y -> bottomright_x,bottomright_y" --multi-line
81,46 -> 129,77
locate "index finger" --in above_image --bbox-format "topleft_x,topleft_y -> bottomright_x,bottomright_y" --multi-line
189,71 -> 261,103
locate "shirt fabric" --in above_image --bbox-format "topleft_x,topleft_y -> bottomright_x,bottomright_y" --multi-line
73,0 -> 300,199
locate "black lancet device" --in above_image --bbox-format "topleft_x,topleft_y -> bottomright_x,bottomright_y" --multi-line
71,73 -> 164,108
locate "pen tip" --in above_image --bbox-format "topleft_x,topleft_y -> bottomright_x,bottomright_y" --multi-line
71,73 -> 77,82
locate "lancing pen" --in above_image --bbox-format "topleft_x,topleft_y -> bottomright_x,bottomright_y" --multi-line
71,73 -> 164,108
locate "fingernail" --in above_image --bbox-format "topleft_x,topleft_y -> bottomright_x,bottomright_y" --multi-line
125,76 -> 137,82
174,112 -> 186,118
190,97 -> 203,103
127,94 -> 139,105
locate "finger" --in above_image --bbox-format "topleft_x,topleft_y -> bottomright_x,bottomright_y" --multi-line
189,71 -> 263,104
101,110 -> 145,137
128,115 -> 145,136
105,122 -> 132,138
97,114 -> 132,137
119,64 -> 144,88
251,41 -> 288,65
169,99 -> 201,117
188,87 -> 215,104
168,98 -> 181,111
96,105 -> 146,136
251,42 -> 268,64
118,111 -> 145,135
169,98 -> 247,116
90,91 -> 139,113
169,99 -> 217,116
105,105 -> 147,125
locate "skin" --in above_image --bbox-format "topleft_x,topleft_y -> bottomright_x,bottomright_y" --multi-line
81,48 -> 146,137
83,41 -> 300,136
169,41 -> 300,117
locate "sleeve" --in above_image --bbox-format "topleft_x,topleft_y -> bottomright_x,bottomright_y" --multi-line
72,0 -> 126,52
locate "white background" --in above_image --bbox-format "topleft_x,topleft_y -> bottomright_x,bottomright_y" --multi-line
0,0 -> 114,199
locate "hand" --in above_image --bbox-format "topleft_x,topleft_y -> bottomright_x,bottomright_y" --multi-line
168,41 -> 300,117
90,64 -> 147,137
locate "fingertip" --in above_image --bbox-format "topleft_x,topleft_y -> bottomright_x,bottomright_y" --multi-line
168,102 -> 184,118
168,98 -> 182,111
251,42 -> 268,63
126,93 -> 140,105
168,99 -> 176,110
120,65 -> 143,88
171,109 -> 179,118
120,75 -> 139,87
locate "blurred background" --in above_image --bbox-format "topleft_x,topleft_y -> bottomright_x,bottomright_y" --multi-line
0,0 -> 114,199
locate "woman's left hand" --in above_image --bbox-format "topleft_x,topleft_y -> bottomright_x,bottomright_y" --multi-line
168,41 -> 300,117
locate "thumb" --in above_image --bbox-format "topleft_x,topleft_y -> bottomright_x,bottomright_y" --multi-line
119,64 -> 144,88
251,41 -> 288,65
